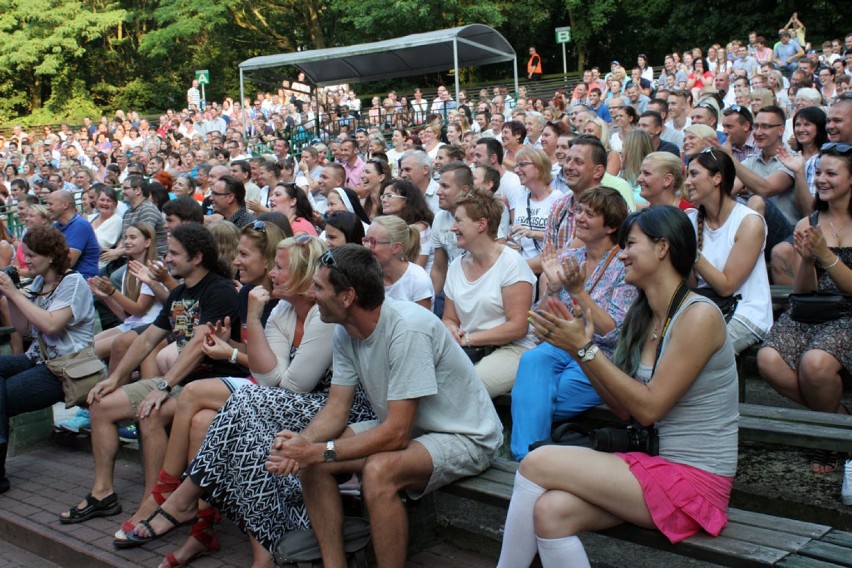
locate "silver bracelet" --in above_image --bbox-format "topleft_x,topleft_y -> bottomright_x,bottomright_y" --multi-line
820,255 -> 840,270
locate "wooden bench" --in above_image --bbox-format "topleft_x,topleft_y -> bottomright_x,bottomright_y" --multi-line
442,458 -> 852,567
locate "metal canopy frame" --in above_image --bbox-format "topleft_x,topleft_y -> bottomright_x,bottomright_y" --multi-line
238,24 -> 518,132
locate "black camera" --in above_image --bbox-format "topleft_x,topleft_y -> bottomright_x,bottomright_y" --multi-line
0,265 -> 21,288
590,425 -> 659,455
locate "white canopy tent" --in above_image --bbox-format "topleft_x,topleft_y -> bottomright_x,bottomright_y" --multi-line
238,24 -> 517,130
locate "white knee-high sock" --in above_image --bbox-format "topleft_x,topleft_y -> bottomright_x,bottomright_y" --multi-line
537,535 -> 591,568
497,470 -> 546,568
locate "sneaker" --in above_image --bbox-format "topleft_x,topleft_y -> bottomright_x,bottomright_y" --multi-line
55,408 -> 91,434
843,459 -> 852,506
117,423 -> 138,443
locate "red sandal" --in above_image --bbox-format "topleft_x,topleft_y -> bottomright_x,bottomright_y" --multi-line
159,507 -> 221,568
152,470 -> 182,504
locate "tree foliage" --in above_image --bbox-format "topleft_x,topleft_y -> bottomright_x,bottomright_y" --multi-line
0,0 -> 844,125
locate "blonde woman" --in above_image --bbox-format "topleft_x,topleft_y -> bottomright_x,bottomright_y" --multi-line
636,152 -> 694,211
584,117 -> 622,175
363,215 -> 433,309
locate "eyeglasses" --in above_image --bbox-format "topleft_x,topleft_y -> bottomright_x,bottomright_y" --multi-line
514,162 -> 534,169
362,237 -> 392,248
380,193 -> 406,201
251,220 -> 267,233
293,233 -> 312,245
821,142 -> 852,154
753,123 -> 784,130
209,190 -> 231,197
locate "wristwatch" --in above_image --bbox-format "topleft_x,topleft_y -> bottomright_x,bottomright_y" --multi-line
156,379 -> 172,393
324,440 -> 336,463
577,341 -> 600,363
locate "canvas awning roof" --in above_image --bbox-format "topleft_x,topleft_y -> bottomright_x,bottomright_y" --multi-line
239,24 -> 517,88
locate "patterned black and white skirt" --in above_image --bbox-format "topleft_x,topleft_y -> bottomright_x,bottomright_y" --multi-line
186,380 -> 375,551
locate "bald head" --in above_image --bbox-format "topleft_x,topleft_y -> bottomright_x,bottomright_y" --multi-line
208,165 -> 230,186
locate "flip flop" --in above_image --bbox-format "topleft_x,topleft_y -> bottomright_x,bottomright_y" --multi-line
124,506 -> 195,547
59,493 -> 122,524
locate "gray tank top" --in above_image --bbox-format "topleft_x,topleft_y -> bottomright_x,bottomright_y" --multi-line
635,296 -> 739,477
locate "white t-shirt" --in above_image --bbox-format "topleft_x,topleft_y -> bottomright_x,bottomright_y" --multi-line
508,189 -> 565,258
444,246 -> 536,349
122,282 -> 162,329
430,209 -> 462,263
497,171 -> 524,208
385,262 -> 434,304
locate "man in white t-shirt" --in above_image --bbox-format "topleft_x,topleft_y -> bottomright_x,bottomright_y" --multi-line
473,137 -> 523,211
430,162 -> 471,300
269,244 -> 501,568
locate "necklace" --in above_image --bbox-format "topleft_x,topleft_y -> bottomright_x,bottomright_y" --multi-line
650,319 -> 660,341
827,217 -> 846,242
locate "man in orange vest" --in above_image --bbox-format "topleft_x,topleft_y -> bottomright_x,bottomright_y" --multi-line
527,47 -> 543,81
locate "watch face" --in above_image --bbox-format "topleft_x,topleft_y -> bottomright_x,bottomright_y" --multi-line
157,380 -> 169,391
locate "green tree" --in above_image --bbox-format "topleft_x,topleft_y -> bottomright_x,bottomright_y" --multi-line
0,0 -> 125,110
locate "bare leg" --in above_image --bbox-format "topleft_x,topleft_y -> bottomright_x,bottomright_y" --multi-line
139,397 -> 178,498
248,534 -> 275,568
758,347 -> 806,405
133,476 -> 203,538
61,389 -> 134,518
156,342 -> 180,376
94,327 -> 122,361
798,350 -> 844,413
108,330 -> 138,375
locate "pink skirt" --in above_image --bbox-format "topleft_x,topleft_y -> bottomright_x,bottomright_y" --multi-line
617,452 -> 733,543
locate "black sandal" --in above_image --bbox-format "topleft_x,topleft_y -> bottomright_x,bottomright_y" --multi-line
808,448 -> 839,474
124,506 -> 195,546
60,493 -> 122,524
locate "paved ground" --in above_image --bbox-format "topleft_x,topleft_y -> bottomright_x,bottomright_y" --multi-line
1,438 -> 496,567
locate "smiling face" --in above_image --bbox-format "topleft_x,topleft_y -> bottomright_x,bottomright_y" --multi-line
814,155 -> 851,205
794,116 -> 818,148
573,201 -> 615,246
684,159 -> 721,206
123,226 -> 151,259
379,188 -> 406,215
326,191 -> 347,215
450,205 -> 483,250
637,159 -> 670,203
233,235 -> 268,286
563,143 -> 601,192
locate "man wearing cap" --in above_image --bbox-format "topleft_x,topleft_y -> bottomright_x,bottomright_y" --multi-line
774,30 -> 804,77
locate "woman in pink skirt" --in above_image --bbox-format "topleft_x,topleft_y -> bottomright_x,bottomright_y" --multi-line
498,205 -> 738,567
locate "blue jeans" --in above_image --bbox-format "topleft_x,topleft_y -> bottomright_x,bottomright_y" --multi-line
0,355 -> 64,446
510,342 -> 603,460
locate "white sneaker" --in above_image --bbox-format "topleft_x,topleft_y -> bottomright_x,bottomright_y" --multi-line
842,459 -> 852,506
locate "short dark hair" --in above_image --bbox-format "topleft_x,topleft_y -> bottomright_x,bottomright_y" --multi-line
126,174 -> 149,197
325,212 -> 365,245
230,159 -> 251,176
502,120 -> 527,142
323,244 -> 384,309
639,110 -> 663,128
570,135 -> 608,168
162,196 -> 204,224
218,174 -> 247,207
756,105 -> 787,127
170,223 -> 228,278
438,161 -> 473,189
474,164 -> 501,194
477,137 -> 504,165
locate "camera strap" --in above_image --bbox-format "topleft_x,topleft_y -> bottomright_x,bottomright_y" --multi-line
653,280 -> 690,376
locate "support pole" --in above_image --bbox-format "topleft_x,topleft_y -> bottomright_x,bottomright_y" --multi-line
453,38 -> 460,123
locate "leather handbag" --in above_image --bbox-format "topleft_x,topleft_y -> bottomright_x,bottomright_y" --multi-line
39,337 -> 107,408
789,291 -> 852,324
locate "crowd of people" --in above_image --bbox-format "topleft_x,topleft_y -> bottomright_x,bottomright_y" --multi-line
0,23 -> 850,568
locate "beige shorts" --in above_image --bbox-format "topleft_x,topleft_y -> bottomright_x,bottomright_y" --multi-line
349,420 -> 496,499
121,378 -> 182,414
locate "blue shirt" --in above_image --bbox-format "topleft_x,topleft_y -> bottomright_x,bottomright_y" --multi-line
54,213 -> 101,278
592,103 -> 612,122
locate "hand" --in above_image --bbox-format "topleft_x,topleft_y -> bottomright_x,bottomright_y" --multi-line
706,137 -> 732,158
137,387 -> 169,419
557,255 -> 586,296
265,431 -> 320,476
510,224 -> 530,240
127,259 -> 154,286
99,248 -> 123,263
201,332 -> 235,360
528,298 -> 594,353
247,286 -> 272,321
87,378 -> 118,405
87,276 -> 116,298
246,199 -> 261,213
205,316 -> 232,342
445,322 -> 464,345
802,225 -> 832,265
793,226 -> 813,260
146,260 -> 169,282
540,248 -> 566,293
776,146 -> 804,173
0,272 -> 17,296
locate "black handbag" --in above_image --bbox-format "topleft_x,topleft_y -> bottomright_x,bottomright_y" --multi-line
693,287 -> 740,322
789,291 -> 852,324
462,345 -> 496,364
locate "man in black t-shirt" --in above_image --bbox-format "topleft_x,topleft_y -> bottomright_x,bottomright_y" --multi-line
61,224 -> 248,525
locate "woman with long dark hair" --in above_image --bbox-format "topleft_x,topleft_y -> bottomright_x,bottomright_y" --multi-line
791,106 -> 828,162
499,206 -> 738,566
